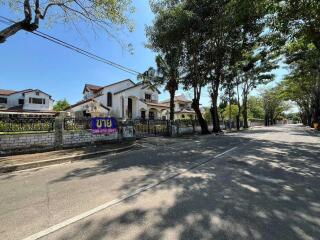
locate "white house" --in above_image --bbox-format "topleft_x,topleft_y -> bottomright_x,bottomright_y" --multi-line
161,94 -> 196,120
0,89 -> 54,115
67,79 -> 170,120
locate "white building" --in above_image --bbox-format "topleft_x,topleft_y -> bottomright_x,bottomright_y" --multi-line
161,94 -> 196,120
67,79 -> 170,120
0,89 -> 55,115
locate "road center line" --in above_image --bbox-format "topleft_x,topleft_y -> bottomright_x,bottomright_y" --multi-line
22,146 -> 237,240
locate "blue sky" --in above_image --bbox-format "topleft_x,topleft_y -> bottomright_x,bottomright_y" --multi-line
0,0 -> 288,107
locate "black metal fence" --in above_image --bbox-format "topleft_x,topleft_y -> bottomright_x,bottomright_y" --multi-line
133,119 -> 169,137
0,117 -> 55,132
63,117 -> 92,131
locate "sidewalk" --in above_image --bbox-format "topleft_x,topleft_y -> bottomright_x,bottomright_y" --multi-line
0,141 -> 137,173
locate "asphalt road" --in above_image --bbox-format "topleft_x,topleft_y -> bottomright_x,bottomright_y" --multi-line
0,125 -> 319,240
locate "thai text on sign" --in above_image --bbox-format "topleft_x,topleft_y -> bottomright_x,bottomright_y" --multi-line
91,117 -> 118,134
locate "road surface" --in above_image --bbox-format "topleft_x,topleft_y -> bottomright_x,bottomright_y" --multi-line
0,125 -> 319,240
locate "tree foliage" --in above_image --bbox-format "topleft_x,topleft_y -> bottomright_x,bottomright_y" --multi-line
269,0 -> 320,127
53,98 -> 70,111
262,87 -> 290,125
0,0 -> 134,43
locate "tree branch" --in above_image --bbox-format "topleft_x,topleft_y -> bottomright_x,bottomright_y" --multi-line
41,3 -> 66,19
0,21 -> 27,43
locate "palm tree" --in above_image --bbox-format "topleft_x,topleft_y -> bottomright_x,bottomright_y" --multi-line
140,52 -> 182,121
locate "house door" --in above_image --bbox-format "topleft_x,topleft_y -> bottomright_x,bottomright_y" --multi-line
128,98 -> 133,119
149,111 -> 155,120
141,110 -> 146,120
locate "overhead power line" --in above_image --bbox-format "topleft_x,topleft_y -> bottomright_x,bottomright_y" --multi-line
0,15 -> 141,76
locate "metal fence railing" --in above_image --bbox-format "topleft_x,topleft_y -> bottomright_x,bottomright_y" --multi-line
0,117 -> 55,132
133,119 -> 169,137
63,117 -> 92,131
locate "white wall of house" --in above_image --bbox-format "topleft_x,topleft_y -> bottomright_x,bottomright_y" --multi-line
174,101 -> 192,112
81,81 -> 159,119
113,85 -> 159,119
67,100 -> 109,118
23,91 -> 54,111
0,95 -> 9,109
0,90 -> 53,111
84,91 -> 95,100
84,80 -> 135,101
77,80 -> 165,119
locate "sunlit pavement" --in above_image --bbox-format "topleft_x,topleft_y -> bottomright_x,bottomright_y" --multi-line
0,124 -> 319,240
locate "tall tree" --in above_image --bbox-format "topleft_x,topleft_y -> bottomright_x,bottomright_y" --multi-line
240,49 -> 276,128
262,87 -> 289,125
53,99 -> 70,111
147,0 -> 210,133
271,0 -> 320,51
205,0 -> 270,132
269,0 -> 320,126
280,39 -> 320,126
146,3 -> 184,121
139,53 -> 182,121
0,0 -> 134,43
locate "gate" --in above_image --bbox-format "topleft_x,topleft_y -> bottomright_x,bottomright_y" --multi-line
133,119 -> 169,138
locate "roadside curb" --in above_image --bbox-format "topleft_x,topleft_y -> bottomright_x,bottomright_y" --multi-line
0,143 -> 138,174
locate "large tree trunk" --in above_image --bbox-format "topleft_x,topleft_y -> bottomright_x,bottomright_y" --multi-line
236,98 -> 241,130
235,84 -> 241,130
313,81 -> 320,125
192,99 -> 210,134
210,90 -> 221,133
301,112 -> 307,125
270,113 -> 274,125
0,0 -> 39,43
169,89 -> 175,121
264,113 -> 269,126
307,113 -> 313,127
236,114 -> 240,130
0,20 -> 37,43
242,94 -> 249,128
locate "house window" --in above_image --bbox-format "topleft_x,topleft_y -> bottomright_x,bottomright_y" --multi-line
18,99 -> 24,105
29,97 -> 45,104
145,93 -> 151,101
181,114 -> 185,119
141,110 -> 146,120
0,97 -> 7,104
36,91 -> 40,96
107,92 -> 112,107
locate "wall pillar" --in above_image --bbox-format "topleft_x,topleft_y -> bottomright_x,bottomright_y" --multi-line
54,112 -> 67,149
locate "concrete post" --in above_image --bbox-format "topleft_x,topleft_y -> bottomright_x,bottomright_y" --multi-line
169,121 -> 179,137
54,112 -> 67,149
122,120 -> 135,140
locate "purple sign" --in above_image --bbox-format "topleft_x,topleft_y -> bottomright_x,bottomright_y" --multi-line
91,117 -> 118,134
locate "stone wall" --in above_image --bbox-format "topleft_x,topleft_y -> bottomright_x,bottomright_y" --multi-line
63,130 -> 119,147
0,113 -> 136,155
179,126 -> 194,134
0,133 -> 55,154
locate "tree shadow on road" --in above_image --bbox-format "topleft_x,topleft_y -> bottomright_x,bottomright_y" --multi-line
52,126 -> 320,240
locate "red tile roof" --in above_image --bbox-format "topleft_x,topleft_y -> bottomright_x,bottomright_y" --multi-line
0,89 -> 16,95
161,94 -> 192,103
83,79 -> 136,94
0,89 -> 51,97
175,109 -> 196,114
85,84 -> 102,91
146,102 -> 170,108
